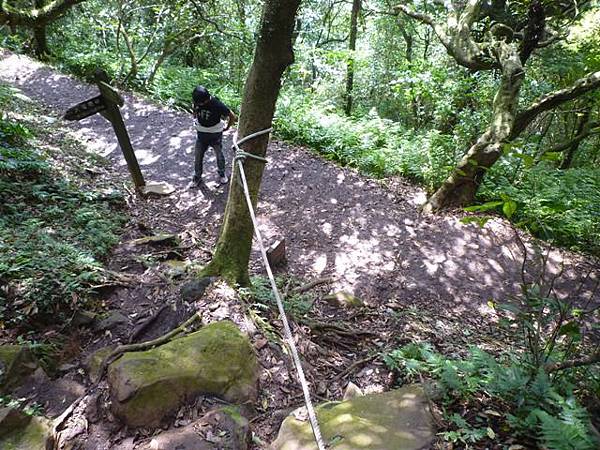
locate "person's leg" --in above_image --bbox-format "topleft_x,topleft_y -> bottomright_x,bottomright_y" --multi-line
211,134 -> 226,178
194,133 -> 209,182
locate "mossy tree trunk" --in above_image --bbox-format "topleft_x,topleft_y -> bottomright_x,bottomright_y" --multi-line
0,0 -> 86,57
200,0 -> 301,286
397,1 -> 600,211
423,41 -> 524,211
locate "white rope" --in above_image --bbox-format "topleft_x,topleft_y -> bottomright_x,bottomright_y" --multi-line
233,128 -> 327,450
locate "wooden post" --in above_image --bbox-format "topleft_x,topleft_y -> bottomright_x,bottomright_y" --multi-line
94,70 -> 145,188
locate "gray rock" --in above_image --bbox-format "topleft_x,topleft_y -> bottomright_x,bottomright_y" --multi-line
140,406 -> 249,450
0,407 -> 31,438
83,346 -> 116,383
96,311 -> 128,331
107,320 -> 258,428
0,410 -> 54,450
71,310 -> 97,327
0,345 -> 38,393
180,277 -> 213,302
271,384 -> 436,450
323,291 -> 364,308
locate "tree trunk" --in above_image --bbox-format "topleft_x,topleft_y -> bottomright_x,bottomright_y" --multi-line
399,21 -> 419,125
559,110 -> 590,169
424,42 -> 524,212
344,0 -> 360,116
33,24 -> 49,57
32,0 -> 49,58
200,0 -> 301,286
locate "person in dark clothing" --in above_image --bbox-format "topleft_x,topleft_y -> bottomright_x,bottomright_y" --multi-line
191,85 -> 237,185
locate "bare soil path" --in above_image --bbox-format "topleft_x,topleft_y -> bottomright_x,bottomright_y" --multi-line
1,49 -> 599,448
3,49 -> 596,310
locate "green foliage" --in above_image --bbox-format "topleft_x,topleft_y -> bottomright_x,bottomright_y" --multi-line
0,90 -> 125,329
148,65 -> 240,111
57,48 -> 120,82
385,343 -> 598,450
0,395 -> 44,416
275,93 -> 458,188
386,275 -> 600,449
239,276 -> 314,318
481,164 -> 600,254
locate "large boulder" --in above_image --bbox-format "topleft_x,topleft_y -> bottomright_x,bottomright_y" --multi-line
271,385 -> 436,450
107,320 -> 257,428
0,408 -> 54,450
0,345 -> 38,392
140,406 -> 249,450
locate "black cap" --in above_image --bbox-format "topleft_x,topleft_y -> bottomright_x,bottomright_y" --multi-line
192,85 -> 210,103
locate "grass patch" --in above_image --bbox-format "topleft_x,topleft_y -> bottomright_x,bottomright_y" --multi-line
0,83 -> 126,330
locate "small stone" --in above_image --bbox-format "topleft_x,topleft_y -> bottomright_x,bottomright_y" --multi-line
58,363 -> 78,373
130,233 -> 178,246
84,346 -> 116,383
0,407 -> 31,438
342,381 -> 363,401
71,310 -> 97,327
0,345 -> 38,393
141,182 -> 176,196
96,311 -> 128,331
323,291 -> 364,308
267,239 -> 286,267
180,277 -> 213,302
0,414 -> 54,450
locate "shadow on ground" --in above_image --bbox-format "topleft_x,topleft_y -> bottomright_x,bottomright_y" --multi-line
1,49 -> 598,319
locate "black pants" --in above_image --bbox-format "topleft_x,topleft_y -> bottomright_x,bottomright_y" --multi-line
194,132 -> 225,179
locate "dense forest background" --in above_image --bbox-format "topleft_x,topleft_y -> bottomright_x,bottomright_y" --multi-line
2,0 -> 599,254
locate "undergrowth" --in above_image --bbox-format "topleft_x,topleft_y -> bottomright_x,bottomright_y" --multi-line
385,343 -> 598,449
385,279 -> 600,449
239,275 -> 314,319
0,83 -> 126,330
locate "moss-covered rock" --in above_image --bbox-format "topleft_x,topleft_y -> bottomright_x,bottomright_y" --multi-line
271,385 -> 435,450
0,345 -> 38,393
323,291 -> 364,308
107,320 -> 257,428
0,407 -> 31,438
83,345 -> 116,383
0,413 -> 54,450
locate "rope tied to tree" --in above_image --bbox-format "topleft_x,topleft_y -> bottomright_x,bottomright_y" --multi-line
234,150 -> 268,164
232,128 -> 327,450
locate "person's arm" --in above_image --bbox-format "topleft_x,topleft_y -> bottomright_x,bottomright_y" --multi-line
224,110 -> 237,131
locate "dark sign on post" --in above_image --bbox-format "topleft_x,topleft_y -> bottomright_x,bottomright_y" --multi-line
64,95 -> 106,121
63,69 -> 145,188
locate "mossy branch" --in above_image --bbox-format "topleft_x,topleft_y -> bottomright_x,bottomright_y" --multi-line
0,0 -> 86,26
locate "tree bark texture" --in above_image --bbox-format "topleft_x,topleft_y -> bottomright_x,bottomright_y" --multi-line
1,0 -> 86,57
424,41 -> 524,211
33,24 -> 49,57
200,0 -> 301,286
558,111 -> 593,170
344,0 -> 360,116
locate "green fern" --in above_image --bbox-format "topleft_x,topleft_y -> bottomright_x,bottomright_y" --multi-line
535,404 -> 597,450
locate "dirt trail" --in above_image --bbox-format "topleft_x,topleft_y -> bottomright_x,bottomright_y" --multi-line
3,49 -> 597,312
2,49 -> 600,448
